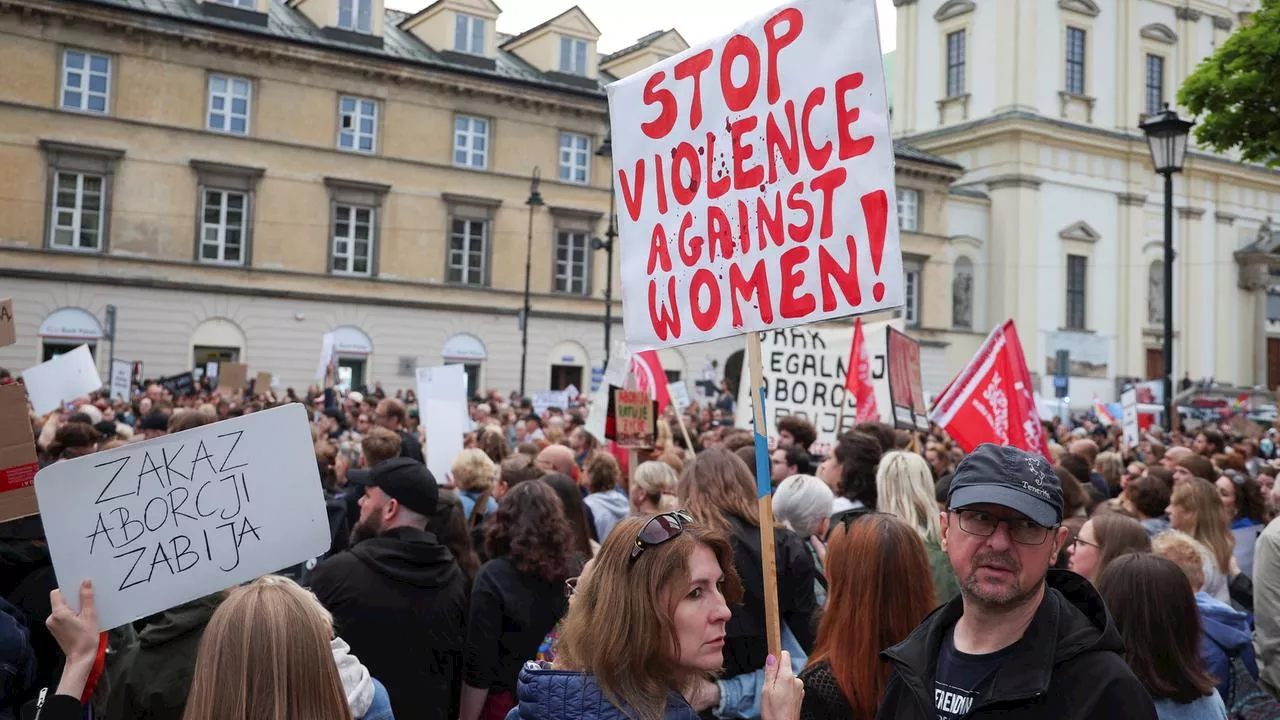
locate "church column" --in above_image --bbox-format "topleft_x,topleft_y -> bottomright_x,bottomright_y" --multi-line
1117,192 -> 1147,379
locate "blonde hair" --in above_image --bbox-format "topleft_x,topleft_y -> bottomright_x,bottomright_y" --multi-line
1151,530 -> 1209,592
875,451 -> 942,545
361,426 -> 401,468
632,461 -> 679,512
451,448 -> 496,492
1095,451 -> 1124,489
182,576 -> 350,720
1170,478 -> 1235,575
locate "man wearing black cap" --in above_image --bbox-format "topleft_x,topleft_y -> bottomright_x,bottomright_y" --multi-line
877,444 -> 1156,720
307,457 -> 467,720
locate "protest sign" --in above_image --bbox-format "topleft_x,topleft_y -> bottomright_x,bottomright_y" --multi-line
34,403 -> 330,630
607,0 -> 900,350
218,362 -> 248,398
204,362 -> 219,383
613,389 -> 656,447
668,380 -> 692,412
21,345 -> 102,415
0,384 -> 39,522
110,359 -> 132,402
533,390 -> 571,417
886,327 -> 928,431
254,372 -> 273,394
735,319 -> 899,453
316,332 -> 336,380
417,365 -> 468,485
564,384 -> 580,402
157,372 -> 196,398
0,298 -> 14,348
1121,389 -> 1140,447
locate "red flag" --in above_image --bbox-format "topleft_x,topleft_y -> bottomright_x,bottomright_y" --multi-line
847,318 -> 879,423
931,320 -> 1051,460
631,350 -> 671,414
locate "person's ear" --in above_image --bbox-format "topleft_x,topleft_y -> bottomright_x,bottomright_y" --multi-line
1051,525 -> 1070,555
939,511 -> 950,550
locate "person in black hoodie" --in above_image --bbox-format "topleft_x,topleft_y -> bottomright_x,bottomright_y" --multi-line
876,444 -> 1157,720
308,457 -> 468,720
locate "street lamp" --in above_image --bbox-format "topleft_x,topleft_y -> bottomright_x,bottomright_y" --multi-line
519,167 -> 544,399
594,134 -> 616,361
1140,104 -> 1193,432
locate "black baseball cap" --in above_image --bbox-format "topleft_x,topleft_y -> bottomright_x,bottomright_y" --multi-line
948,444 -> 1062,527
349,457 -> 438,516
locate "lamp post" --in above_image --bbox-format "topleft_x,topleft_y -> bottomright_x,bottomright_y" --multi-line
519,167 -> 544,399
593,134 -> 615,361
1140,104 -> 1193,432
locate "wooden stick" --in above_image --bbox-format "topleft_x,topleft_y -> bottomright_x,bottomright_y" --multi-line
747,332 -> 782,659
674,409 -> 696,457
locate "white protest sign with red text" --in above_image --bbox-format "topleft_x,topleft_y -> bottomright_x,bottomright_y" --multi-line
931,321 -> 1051,460
607,0 -> 900,350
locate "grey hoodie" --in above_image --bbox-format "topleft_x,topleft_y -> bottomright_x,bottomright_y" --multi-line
583,488 -> 630,543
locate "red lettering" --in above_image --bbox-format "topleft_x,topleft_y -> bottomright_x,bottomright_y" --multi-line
707,206 -> 733,261
809,167 -> 847,240
801,87 -> 832,171
765,100 -> 800,184
654,153 -> 669,215
736,200 -> 751,255
674,49 -> 714,131
729,258 -> 775,328
647,222 -> 672,273
756,192 -> 784,249
688,269 -> 721,331
641,71 -> 677,140
764,8 -> 804,104
705,132 -> 731,201
818,235 -> 862,311
835,72 -> 874,160
779,246 -> 814,318
648,276 -> 682,341
730,116 -> 764,191
618,160 -> 646,222
677,212 -> 702,267
672,142 -> 700,207
786,182 -> 813,242
720,34 -> 761,112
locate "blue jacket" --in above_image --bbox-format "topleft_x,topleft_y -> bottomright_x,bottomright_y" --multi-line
1196,591 -> 1257,701
505,662 -> 698,720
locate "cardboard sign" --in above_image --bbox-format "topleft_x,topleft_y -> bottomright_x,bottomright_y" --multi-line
316,332 -> 336,380
607,0 -> 900,350
218,363 -> 248,398
614,389 -> 656,448
669,380 -> 692,413
416,365 -> 467,486
735,319 -> 900,454
1121,389 -> 1140,448
157,372 -> 196,398
110,359 -> 132,402
533,391 -> 571,417
0,298 -> 14,348
21,345 -> 102,415
34,403 -> 330,630
0,384 -> 39,522
886,327 -> 928,431
254,372 -> 273,394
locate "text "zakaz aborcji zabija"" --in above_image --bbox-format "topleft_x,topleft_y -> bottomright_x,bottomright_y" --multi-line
82,430 -> 264,591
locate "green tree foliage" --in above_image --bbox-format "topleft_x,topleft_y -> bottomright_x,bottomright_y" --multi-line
1178,0 -> 1280,167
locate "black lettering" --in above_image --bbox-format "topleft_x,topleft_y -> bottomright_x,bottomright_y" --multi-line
812,381 -> 829,408
202,528 -> 212,561
788,327 -> 805,349
94,456 -> 134,505
808,329 -> 826,350
148,542 -> 175,579
872,353 -> 886,379
801,354 -> 817,376
775,379 -> 789,403
161,444 -> 190,485
195,481 -> 217,518
239,473 -> 250,505
218,475 -> 242,520
236,515 -> 262,547
112,506 -> 145,547
115,546 -> 148,591
190,440 -> 217,481
216,430 -> 248,473
769,329 -> 789,347
216,521 -> 242,572
784,353 -> 800,374
86,513 -> 117,553
136,451 -> 167,491
168,486 -> 197,527
792,381 -> 808,404
171,535 -> 198,572
143,496 -> 169,532
769,352 -> 783,374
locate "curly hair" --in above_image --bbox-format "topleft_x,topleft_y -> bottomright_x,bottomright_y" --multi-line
585,451 -> 623,494
833,431 -> 883,509
775,415 -> 817,450
485,480 -> 577,583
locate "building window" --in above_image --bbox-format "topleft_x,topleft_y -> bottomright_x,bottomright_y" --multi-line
904,268 -> 921,327
1066,254 -> 1087,330
559,133 -> 590,184
50,172 -> 104,251
337,0 -> 372,33
896,188 -> 919,232
554,230 -> 589,294
1145,55 -> 1165,116
338,96 -> 377,154
559,36 -> 588,76
454,115 -> 489,169
447,218 -> 487,285
1065,27 -> 1086,95
207,74 -> 251,135
945,30 -> 965,97
1147,259 -> 1164,325
60,50 -> 110,114
952,256 -> 974,329
199,189 -> 247,265
454,13 -> 485,55
332,204 -> 373,275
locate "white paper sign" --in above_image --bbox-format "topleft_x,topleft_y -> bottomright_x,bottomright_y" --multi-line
1121,389 -> 1140,448
417,366 -> 468,485
204,362 -> 219,382
564,384 -> 580,402
21,345 -> 102,415
110,359 -> 132,402
736,319 -> 901,455
533,391 -> 571,417
316,332 -> 336,380
34,403 -> 330,630
669,380 -> 692,413
607,0 -> 900,350
602,339 -> 632,388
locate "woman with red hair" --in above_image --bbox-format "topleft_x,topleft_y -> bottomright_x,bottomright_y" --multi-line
800,513 -> 937,719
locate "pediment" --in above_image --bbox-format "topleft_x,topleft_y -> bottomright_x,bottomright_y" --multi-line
934,0 -> 975,22
1139,23 -> 1177,44
1060,221 -> 1101,243
550,5 -> 601,40
1059,0 -> 1101,17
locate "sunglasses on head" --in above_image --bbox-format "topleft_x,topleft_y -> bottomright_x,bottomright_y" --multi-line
630,510 -> 694,565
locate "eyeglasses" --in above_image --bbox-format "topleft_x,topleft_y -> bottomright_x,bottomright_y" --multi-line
824,509 -> 885,542
1070,536 -> 1100,551
564,576 -> 579,598
630,510 -> 694,565
951,509 -> 1054,546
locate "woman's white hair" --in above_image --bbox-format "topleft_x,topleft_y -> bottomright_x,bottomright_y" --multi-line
772,474 -> 834,539
875,450 -> 941,544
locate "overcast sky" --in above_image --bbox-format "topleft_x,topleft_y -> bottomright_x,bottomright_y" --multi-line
385,0 -> 898,54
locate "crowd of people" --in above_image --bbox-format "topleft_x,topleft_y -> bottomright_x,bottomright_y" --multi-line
3,363 -> 1280,720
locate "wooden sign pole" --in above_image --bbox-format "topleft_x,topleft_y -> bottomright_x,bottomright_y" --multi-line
674,410 -> 696,457
747,332 -> 782,659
